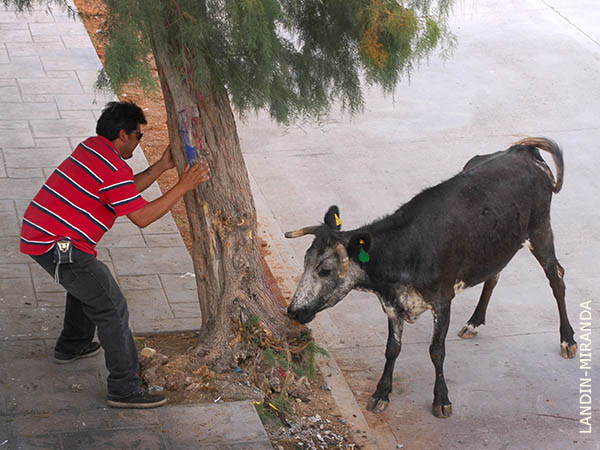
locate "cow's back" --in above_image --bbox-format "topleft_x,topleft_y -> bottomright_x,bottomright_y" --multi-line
372,146 -> 556,288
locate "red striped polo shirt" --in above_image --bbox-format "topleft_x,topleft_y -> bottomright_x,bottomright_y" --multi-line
20,135 -> 148,256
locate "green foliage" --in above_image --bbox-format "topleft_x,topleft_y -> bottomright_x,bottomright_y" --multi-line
245,314 -> 261,329
7,0 -> 455,124
263,348 -> 288,370
270,393 -> 293,415
100,21 -> 157,93
262,340 -> 328,379
254,402 -> 279,425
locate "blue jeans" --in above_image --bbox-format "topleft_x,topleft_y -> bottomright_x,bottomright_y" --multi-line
31,247 -> 141,399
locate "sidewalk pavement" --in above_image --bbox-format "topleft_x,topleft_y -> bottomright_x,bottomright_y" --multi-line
240,0 -> 599,448
0,3 -> 270,449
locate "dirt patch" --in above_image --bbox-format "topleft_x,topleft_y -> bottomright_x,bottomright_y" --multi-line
72,1 -> 359,447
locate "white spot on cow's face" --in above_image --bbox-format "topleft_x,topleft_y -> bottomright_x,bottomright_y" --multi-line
524,239 -> 534,252
288,243 -> 364,324
453,281 -> 467,295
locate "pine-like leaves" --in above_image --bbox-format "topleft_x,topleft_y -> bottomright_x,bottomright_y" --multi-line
7,0 -> 455,124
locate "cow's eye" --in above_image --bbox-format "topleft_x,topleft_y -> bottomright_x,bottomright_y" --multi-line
318,268 -> 332,277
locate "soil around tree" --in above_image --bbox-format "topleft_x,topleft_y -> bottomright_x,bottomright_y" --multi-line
72,1 -> 360,447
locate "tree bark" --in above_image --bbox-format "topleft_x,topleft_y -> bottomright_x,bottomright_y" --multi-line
150,26 -> 299,371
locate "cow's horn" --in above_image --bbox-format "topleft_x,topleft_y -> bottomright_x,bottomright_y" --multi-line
284,226 -> 320,238
336,243 -> 350,278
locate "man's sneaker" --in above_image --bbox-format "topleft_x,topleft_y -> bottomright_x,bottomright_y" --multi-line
107,388 -> 167,409
54,341 -> 102,364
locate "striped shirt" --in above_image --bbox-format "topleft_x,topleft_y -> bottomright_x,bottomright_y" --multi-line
20,136 -> 148,256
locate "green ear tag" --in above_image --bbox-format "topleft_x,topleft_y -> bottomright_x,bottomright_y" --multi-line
359,246 -> 370,263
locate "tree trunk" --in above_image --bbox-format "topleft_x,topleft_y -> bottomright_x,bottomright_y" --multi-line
150,27 -> 299,371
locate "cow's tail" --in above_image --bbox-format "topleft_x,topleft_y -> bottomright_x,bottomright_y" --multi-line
514,137 -> 564,193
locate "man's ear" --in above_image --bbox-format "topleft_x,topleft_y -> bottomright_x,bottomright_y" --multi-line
323,205 -> 342,231
348,232 -> 372,264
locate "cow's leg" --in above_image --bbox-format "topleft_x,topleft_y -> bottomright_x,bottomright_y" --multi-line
431,303 -> 452,418
529,224 -> 577,359
367,316 -> 403,413
458,274 -> 500,339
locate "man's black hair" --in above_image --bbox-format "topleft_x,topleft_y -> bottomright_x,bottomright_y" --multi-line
96,101 -> 147,141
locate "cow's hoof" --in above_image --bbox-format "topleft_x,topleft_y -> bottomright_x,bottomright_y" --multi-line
432,403 -> 453,418
366,397 -> 389,413
458,324 -> 479,339
560,342 -> 577,359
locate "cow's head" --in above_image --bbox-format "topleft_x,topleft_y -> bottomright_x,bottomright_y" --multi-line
285,206 -> 371,324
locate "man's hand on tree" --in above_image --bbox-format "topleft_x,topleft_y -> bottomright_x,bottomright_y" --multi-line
159,145 -> 176,172
178,163 -> 210,192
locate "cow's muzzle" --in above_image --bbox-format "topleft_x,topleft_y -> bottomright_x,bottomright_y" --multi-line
287,306 -> 316,324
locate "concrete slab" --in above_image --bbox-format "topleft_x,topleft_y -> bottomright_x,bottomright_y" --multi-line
0,209 -> 19,236
30,118 -> 94,137
157,402 -> 272,449
0,263 -> 28,278
1,401 -> 271,450
131,317 -> 201,335
123,289 -> 174,321
0,27 -> 32,43
5,41 -> 65,57
0,102 -> 59,120
110,247 -> 194,276
0,339 -> 47,364
98,222 -> 146,248
118,274 -> 162,291
2,145 -> 72,168
0,82 -> 20,102
0,237 -> 31,264
0,120 -> 34,147
0,307 -> 64,340
170,301 -> 202,319
143,232 -> 187,248
40,47 -> 102,71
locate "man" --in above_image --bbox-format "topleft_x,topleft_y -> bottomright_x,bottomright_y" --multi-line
20,101 -> 209,408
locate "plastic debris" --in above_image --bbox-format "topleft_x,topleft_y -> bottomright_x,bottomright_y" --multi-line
149,385 -> 164,393
233,367 -> 242,373
140,347 -> 157,358
180,272 -> 196,278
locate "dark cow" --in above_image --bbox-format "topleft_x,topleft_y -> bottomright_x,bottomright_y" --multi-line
285,137 -> 577,418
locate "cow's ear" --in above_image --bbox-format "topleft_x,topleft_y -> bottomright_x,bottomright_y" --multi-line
324,205 -> 342,230
348,232 -> 372,264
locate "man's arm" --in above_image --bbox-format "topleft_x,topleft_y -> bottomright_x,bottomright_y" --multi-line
128,162 -> 210,228
134,145 -> 175,193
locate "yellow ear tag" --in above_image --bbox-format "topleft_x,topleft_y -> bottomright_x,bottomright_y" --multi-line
334,213 -> 342,227
359,239 -> 365,245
